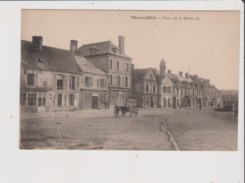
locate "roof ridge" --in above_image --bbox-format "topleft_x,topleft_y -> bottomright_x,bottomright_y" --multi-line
21,40 -> 70,52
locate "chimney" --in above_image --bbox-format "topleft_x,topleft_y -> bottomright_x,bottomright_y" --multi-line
185,73 -> 189,78
70,40 -> 78,55
32,36 -> 43,51
179,71 -> 183,77
167,69 -> 171,74
118,35 -> 125,55
131,63 -> 135,70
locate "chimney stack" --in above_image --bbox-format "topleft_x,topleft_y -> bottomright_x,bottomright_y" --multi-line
118,35 -> 125,55
179,71 -> 183,77
70,40 -> 78,55
32,36 -> 43,51
167,69 -> 171,74
185,73 -> 189,78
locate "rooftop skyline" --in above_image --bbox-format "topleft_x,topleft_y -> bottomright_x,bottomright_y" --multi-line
21,10 -> 240,90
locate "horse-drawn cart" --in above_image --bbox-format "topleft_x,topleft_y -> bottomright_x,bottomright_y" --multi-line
114,97 -> 138,118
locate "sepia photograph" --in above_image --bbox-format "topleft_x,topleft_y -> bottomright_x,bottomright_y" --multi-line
0,2 -> 243,183
20,10 -> 240,151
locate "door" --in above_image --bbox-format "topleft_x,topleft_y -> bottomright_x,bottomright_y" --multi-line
151,96 -> 154,107
173,97 -> 176,108
92,96 -> 98,109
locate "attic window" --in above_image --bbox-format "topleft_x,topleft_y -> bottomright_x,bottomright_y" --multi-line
89,47 -> 98,54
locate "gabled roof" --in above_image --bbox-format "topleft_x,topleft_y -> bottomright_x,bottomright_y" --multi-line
21,40 -> 81,74
78,41 -> 131,59
132,68 -> 157,81
74,55 -> 107,75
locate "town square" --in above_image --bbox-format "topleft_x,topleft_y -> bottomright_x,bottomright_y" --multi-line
20,10 -> 239,151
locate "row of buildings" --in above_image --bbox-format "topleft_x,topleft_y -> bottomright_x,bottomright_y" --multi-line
20,35 -> 223,112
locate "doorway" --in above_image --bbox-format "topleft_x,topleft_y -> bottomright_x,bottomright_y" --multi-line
92,96 -> 98,109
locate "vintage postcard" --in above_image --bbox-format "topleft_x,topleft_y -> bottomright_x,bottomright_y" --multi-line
20,9 -> 240,151
0,1 -> 244,183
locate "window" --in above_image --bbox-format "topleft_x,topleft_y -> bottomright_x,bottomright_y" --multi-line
124,77 -> 128,87
125,63 -> 129,72
43,80 -> 48,86
27,93 -> 37,106
163,86 -> 166,93
100,78 -> 106,88
57,75 -> 64,90
109,75 -> 112,85
153,85 -> 156,93
57,94 -> 62,106
168,87 -> 171,93
20,93 -> 26,106
85,77 -> 92,87
117,76 -> 120,87
38,93 -> 46,106
27,73 -> 34,86
69,76 -> 75,90
110,60 -> 113,69
69,94 -> 74,106
146,84 -> 149,93
117,61 -> 119,70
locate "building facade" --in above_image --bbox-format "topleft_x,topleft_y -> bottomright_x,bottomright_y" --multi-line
132,68 -> 158,108
78,36 -> 132,107
74,55 -> 109,109
20,36 -> 81,112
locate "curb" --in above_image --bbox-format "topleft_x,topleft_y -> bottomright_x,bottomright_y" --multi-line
161,115 -> 180,151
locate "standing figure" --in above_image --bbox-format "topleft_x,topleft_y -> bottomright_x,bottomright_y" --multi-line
234,104 -> 238,119
199,103 -> 202,110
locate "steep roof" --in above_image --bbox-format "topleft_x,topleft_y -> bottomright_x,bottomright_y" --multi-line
132,68 -> 157,81
74,55 -> 107,75
21,40 -> 81,74
78,41 -> 131,59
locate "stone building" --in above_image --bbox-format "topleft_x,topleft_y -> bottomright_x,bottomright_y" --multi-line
157,58 -> 222,109
78,36 -> 132,107
132,68 -> 158,108
20,36 -> 81,112
74,55 -> 109,109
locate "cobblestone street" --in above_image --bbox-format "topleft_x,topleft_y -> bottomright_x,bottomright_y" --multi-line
166,108 -> 238,151
20,108 -> 175,150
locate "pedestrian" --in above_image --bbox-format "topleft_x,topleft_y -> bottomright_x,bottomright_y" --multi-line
199,103 -> 202,110
234,104 -> 238,119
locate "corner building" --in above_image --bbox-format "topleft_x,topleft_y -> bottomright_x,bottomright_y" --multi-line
78,36 -> 132,107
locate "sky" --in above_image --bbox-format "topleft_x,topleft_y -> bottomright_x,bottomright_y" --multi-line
21,10 -> 240,90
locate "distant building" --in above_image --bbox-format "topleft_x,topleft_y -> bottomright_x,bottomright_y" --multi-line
78,36 -> 132,107
20,36 -> 81,112
133,58 -> 223,109
132,68 -> 158,108
221,90 -> 238,110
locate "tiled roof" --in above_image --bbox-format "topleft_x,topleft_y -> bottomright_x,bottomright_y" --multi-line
132,68 -> 157,80
74,55 -> 107,75
21,40 -> 81,74
165,73 -> 194,87
78,41 -> 131,59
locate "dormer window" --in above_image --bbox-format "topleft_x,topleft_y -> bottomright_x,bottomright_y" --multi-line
89,47 -> 98,54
